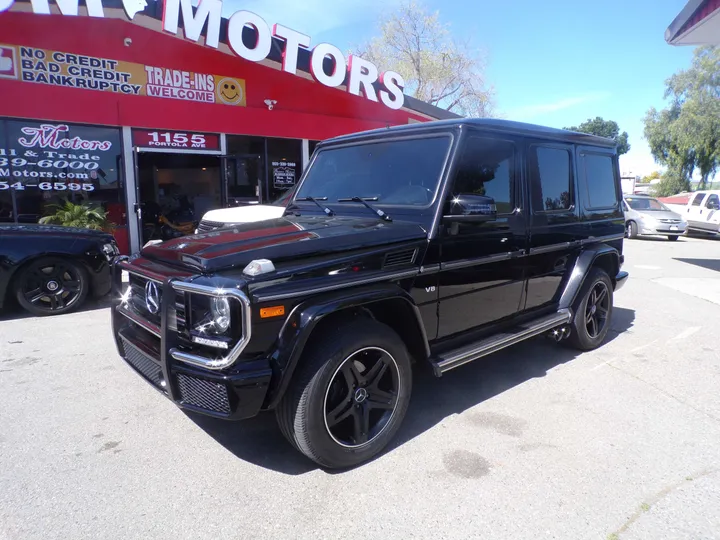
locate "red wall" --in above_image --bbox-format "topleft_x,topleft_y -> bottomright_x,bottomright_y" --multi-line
0,11 -> 429,139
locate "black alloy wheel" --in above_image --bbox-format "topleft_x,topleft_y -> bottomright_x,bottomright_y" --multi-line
584,281 -> 610,339
323,347 -> 400,448
566,267 -> 614,351
276,318 -> 412,469
15,257 -> 89,316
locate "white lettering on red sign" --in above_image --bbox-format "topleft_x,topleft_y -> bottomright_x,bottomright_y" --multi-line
18,124 -> 112,151
7,0 -> 407,110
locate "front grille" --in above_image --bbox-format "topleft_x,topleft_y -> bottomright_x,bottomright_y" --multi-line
659,218 -> 682,223
128,273 -> 161,327
176,373 -> 231,414
197,220 -> 225,233
120,337 -> 164,389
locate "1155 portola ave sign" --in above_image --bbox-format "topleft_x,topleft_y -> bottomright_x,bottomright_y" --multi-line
0,0 -> 406,110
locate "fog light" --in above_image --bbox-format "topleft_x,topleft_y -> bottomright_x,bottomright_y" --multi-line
192,335 -> 229,349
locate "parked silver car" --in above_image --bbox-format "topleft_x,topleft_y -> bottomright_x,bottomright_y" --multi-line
623,195 -> 687,241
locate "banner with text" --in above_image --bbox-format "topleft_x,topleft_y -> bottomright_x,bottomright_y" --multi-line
0,44 -> 247,107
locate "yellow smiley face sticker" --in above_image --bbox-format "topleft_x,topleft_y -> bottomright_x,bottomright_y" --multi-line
216,77 -> 243,106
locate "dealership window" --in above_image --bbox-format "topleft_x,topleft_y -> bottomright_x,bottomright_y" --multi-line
0,119 -> 123,226
225,135 -> 265,203
267,137 -> 302,202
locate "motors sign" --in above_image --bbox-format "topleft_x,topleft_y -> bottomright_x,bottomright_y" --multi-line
0,0 -> 405,110
0,121 -> 121,192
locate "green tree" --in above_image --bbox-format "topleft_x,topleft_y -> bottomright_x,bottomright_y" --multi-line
641,170 -> 662,183
644,46 -> 720,191
39,199 -> 110,231
564,117 -> 630,155
353,0 -> 493,116
652,169 -> 691,198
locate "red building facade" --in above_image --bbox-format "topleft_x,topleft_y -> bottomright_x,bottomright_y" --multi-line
0,0 -> 454,253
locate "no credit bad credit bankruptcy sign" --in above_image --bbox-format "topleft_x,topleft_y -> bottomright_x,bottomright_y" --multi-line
0,44 -> 247,107
0,0 -> 405,110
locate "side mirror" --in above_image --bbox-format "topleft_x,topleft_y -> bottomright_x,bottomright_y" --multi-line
443,194 -> 498,223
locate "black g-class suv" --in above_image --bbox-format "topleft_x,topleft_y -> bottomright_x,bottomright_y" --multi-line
112,119 -> 628,468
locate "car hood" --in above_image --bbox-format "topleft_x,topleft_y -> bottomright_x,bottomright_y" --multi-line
202,205 -> 285,224
635,210 -> 683,220
0,223 -> 114,241
141,215 -> 428,273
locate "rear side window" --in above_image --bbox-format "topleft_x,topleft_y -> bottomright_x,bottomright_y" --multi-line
530,146 -> 572,212
581,153 -> 618,209
692,193 -> 705,206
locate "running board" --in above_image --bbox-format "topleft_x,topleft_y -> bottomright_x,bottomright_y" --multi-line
430,309 -> 572,376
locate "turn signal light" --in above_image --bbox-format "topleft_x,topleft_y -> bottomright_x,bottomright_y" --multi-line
260,305 -> 285,318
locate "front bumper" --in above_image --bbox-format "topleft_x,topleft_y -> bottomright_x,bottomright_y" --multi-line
639,222 -> 686,235
110,263 -> 272,420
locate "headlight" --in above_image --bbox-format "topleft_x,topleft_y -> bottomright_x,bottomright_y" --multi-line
192,295 -> 233,336
102,242 -> 119,260
210,297 -> 231,333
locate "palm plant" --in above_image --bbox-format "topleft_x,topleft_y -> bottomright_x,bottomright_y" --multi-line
39,199 -> 111,231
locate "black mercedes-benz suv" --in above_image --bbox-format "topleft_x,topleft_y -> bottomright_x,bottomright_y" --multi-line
112,119 -> 628,468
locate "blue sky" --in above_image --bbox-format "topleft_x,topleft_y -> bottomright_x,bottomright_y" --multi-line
225,0 -> 696,177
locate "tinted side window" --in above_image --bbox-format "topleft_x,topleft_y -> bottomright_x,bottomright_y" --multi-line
449,137 -> 515,214
692,193 -> 705,206
530,146 -> 572,212
581,153 -> 618,208
706,194 -> 719,209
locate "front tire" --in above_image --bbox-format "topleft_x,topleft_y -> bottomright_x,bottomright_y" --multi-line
276,318 -> 412,469
627,221 -> 638,239
14,257 -> 89,316
566,267 -> 613,351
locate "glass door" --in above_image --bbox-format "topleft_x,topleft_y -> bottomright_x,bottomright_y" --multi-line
223,154 -> 263,206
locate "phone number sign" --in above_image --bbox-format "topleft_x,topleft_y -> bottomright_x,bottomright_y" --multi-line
132,129 -> 220,151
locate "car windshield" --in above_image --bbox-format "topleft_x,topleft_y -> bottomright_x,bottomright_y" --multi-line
295,136 -> 451,207
625,197 -> 668,211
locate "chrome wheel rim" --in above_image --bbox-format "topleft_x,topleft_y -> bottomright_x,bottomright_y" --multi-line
323,347 -> 400,449
585,281 -> 610,339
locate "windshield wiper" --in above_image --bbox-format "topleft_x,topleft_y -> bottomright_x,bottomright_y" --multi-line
296,196 -> 334,216
337,196 -> 392,222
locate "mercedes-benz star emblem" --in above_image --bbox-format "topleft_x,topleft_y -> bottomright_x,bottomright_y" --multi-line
354,388 -> 368,403
145,281 -> 160,314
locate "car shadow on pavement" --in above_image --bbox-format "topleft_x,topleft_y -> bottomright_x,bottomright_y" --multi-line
0,296 -> 114,322
188,307 -> 635,476
674,258 -> 720,273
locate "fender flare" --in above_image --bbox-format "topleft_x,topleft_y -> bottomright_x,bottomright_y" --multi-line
558,245 -> 620,311
264,282 -> 429,409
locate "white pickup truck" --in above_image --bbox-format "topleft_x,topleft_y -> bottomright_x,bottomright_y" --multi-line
661,190 -> 720,235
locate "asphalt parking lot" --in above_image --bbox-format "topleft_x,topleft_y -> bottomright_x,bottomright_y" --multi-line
2,236 -> 720,540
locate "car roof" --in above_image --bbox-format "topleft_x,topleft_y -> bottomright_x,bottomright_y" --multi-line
321,118 -> 617,149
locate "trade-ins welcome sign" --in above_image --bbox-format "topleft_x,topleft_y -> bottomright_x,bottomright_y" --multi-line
0,0 -> 406,111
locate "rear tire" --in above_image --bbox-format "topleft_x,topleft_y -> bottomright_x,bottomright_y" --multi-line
627,221 -> 638,239
276,318 -> 412,469
566,267 -> 613,352
668,235 -> 679,241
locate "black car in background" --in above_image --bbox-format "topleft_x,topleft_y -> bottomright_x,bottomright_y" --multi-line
0,224 -> 119,316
